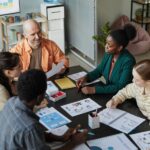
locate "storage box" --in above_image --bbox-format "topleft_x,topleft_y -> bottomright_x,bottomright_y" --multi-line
49,91 -> 66,102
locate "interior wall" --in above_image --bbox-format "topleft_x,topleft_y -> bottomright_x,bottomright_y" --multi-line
97,0 -> 131,28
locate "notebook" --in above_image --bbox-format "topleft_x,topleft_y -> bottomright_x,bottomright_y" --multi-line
55,77 -> 76,89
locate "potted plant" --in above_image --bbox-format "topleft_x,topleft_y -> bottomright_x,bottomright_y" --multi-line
135,8 -> 144,21
92,22 -> 111,49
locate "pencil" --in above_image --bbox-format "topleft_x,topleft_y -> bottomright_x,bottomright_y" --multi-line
77,129 -> 95,136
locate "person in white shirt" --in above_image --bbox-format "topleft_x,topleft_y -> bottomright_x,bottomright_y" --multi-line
106,59 -> 150,120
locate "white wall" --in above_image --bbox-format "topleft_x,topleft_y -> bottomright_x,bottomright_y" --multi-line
97,0 -> 131,27
19,0 -> 43,15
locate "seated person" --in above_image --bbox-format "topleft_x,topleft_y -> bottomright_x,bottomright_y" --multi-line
0,52 -> 21,110
0,69 -> 87,150
111,15 -> 150,56
10,19 -> 69,74
106,59 -> 150,120
76,24 -> 136,94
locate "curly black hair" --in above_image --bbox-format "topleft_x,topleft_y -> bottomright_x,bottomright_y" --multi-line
17,69 -> 47,102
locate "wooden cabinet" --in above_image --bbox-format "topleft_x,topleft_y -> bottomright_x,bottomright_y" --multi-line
0,13 -> 48,51
130,0 -> 150,31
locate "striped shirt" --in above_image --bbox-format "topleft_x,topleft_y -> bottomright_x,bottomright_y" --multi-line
112,83 -> 150,120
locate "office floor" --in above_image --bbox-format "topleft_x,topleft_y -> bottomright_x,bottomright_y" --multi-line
67,50 -> 150,72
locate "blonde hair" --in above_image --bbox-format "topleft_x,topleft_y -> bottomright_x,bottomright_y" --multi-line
134,59 -> 150,81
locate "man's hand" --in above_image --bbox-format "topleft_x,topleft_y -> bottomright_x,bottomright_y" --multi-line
81,86 -> 95,95
61,124 -> 81,142
71,129 -> 88,146
36,99 -> 48,109
61,128 -> 75,142
57,66 -> 66,75
106,99 -> 118,108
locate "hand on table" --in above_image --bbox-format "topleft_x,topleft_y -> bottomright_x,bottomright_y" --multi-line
81,86 -> 96,95
61,124 -> 88,145
35,98 -> 48,110
106,99 -> 119,108
71,124 -> 88,145
76,76 -> 87,89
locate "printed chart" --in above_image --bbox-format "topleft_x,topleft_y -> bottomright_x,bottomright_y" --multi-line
61,98 -> 101,117
87,133 -> 137,150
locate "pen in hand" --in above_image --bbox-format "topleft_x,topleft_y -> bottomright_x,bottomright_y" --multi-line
77,129 -> 95,136
78,86 -> 82,93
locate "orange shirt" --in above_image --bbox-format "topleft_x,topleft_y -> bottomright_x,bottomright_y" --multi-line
10,38 -> 69,72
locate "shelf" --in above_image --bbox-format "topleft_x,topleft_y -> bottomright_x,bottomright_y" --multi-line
9,41 -> 18,46
0,13 -> 48,51
1,16 -> 47,28
133,17 -> 150,23
2,37 -> 8,43
133,0 -> 150,4
131,0 -> 150,31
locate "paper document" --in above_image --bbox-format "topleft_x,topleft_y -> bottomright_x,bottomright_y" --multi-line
68,71 -> 87,81
68,71 -> 100,85
99,108 -> 126,124
46,81 -> 59,96
61,98 -> 101,117
50,125 -> 69,136
46,61 -> 64,78
73,144 -> 90,150
36,107 -> 71,131
87,133 -> 137,150
99,108 -> 145,134
130,131 -> 150,150
55,77 -> 76,89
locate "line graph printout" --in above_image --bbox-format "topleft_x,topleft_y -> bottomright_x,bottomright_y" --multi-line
87,133 -> 137,150
99,108 -> 145,133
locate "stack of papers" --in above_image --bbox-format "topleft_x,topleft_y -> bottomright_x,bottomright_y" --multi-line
99,108 -> 145,133
55,77 -> 76,89
36,107 -> 71,131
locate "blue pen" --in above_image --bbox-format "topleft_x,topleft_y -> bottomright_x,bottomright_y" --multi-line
78,129 -> 95,136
